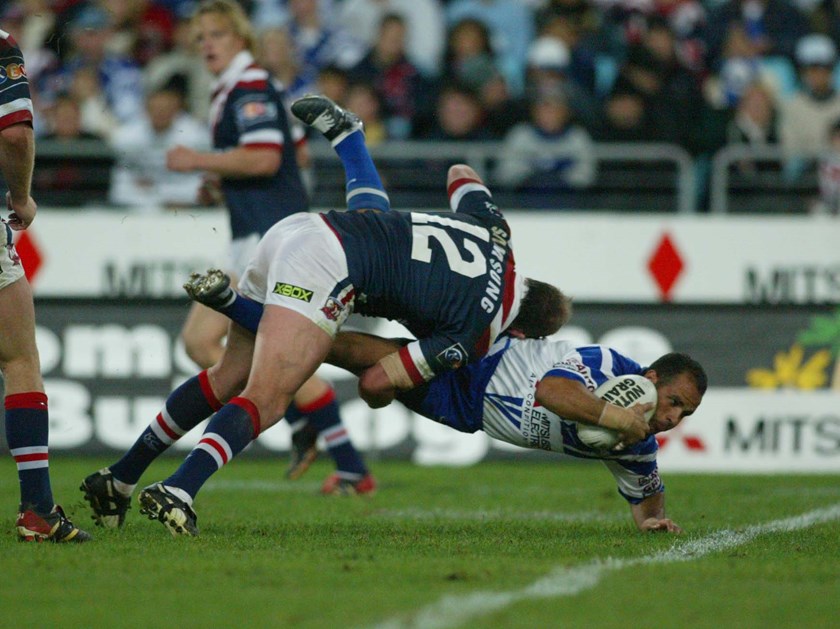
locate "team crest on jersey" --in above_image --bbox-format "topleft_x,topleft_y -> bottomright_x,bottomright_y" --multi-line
273,282 -> 313,302
236,98 -> 277,124
436,343 -> 467,370
5,63 -> 25,80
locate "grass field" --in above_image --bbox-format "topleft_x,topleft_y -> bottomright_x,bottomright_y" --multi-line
1,456 -> 838,628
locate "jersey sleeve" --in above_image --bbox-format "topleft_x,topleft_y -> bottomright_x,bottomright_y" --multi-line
600,444 -> 663,504
394,334 -> 473,385
230,79 -> 284,151
0,32 -> 33,131
447,176 -> 505,222
544,345 -> 645,389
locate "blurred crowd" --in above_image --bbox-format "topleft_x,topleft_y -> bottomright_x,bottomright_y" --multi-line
6,0 -> 840,210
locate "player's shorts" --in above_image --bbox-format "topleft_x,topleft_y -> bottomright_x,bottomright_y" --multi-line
238,213 -> 355,337
0,221 -> 25,292
227,233 -> 261,279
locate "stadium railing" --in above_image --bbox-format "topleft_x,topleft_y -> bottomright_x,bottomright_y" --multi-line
24,139 -> 699,213
709,144 -> 822,215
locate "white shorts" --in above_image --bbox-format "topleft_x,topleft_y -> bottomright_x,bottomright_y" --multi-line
225,232 -> 261,279
238,213 -> 355,337
0,222 -> 25,291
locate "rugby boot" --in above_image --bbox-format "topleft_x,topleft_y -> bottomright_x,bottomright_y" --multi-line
138,483 -> 199,537
80,467 -> 131,528
16,505 -> 92,543
321,472 -> 377,496
183,268 -> 235,309
285,422 -> 320,480
291,95 -> 363,142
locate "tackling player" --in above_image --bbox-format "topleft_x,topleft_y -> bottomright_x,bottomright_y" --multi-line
0,30 -> 90,542
82,94 -> 574,536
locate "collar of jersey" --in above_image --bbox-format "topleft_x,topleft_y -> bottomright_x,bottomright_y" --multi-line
211,50 -> 256,97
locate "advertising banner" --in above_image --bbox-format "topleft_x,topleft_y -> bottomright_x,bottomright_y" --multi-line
15,210 -> 840,303
3,299 -> 838,472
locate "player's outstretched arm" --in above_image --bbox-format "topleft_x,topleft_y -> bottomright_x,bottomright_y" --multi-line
631,493 -> 682,534
535,376 -> 650,445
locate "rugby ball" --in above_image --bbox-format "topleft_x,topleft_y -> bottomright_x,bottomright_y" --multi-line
576,374 -> 658,450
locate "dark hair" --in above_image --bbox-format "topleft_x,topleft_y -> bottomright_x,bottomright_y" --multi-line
648,352 -> 708,395
509,278 -> 572,338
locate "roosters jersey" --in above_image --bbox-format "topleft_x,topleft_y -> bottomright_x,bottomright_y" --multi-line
322,178 -> 525,382
210,51 -> 308,239
0,30 -> 33,131
398,337 -> 663,504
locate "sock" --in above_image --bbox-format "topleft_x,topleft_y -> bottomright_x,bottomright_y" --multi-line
5,392 -> 53,513
109,370 -> 222,487
300,387 -> 367,477
163,397 -> 260,499
334,131 -> 390,212
214,295 -> 263,334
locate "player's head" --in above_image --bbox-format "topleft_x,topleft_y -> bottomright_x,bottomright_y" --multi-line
645,352 -> 707,434
193,0 -> 255,75
508,279 -> 571,339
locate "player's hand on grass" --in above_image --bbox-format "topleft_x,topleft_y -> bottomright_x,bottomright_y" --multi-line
640,517 -> 682,534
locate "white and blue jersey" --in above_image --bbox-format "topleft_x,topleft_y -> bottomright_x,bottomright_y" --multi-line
322,178 -> 525,383
209,51 -> 308,240
398,337 -> 663,504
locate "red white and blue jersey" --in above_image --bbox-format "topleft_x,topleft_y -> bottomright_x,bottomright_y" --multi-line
322,178 -> 525,382
398,337 -> 663,504
0,30 -> 33,131
209,51 -> 308,239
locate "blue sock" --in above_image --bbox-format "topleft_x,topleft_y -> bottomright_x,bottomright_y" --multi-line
215,295 -> 263,334
164,397 -> 260,500
110,370 -> 222,486
334,131 -> 390,212
301,388 -> 367,477
5,392 -> 53,513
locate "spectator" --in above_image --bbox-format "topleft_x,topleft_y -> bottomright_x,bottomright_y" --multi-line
143,11 -> 214,121
446,0 -> 536,95
257,26 -> 311,101
779,33 -> 840,157
423,83 -> 494,141
347,13 -> 424,139
725,79 -> 781,176
339,0 -> 446,77
524,35 -> 602,132
495,84 -> 596,192
109,86 -> 209,209
99,0 -> 177,66
702,0 -> 809,68
440,18 -> 499,89
595,86 -> 661,142
536,4 -> 599,96
345,82 -> 388,145
286,0 -> 367,89
48,6 -> 145,128
315,65 -> 350,109
41,93 -> 103,142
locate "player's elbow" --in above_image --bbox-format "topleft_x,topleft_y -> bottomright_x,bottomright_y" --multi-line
447,164 -> 483,187
358,366 -> 397,408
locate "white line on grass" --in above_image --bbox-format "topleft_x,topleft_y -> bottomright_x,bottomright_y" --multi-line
369,504 -> 840,629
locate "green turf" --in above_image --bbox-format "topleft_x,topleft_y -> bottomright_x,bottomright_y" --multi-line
1,457 -> 838,628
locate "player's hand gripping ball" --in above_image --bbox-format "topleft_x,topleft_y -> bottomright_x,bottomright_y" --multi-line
577,374 -> 657,450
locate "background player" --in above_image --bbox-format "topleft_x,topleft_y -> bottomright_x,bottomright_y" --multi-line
0,29 -> 90,542
164,0 -> 372,495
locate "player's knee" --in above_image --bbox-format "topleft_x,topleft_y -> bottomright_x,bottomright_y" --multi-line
447,164 -> 482,187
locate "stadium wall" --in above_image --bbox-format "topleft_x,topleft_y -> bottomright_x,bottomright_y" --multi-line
2,209 -> 838,472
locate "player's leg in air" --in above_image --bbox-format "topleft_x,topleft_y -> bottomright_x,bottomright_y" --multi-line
182,271 -> 376,496
290,94 -> 391,213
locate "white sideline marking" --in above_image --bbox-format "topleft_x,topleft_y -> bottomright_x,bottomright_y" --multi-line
369,504 -> 840,629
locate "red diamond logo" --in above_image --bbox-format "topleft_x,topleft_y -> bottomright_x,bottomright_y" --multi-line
656,430 -> 707,452
647,233 -> 684,302
14,230 -> 44,284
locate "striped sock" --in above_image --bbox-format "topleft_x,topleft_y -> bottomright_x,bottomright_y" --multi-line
302,388 -> 367,478
109,370 -> 222,487
5,392 -> 53,513
334,131 -> 390,212
164,397 -> 260,500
